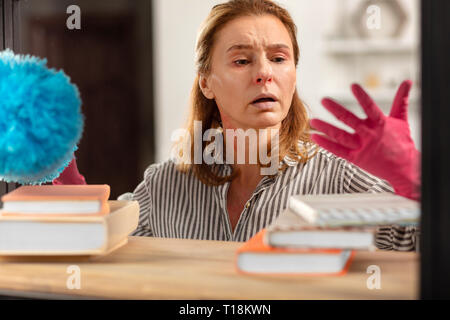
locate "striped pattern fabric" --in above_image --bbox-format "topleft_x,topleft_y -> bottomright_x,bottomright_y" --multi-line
375,225 -> 420,252
120,147 -> 419,251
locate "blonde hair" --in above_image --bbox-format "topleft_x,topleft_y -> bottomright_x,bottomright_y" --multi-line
175,0 -> 313,185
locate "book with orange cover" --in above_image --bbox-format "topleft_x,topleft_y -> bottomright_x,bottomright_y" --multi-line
0,185 -> 111,217
236,229 -> 355,276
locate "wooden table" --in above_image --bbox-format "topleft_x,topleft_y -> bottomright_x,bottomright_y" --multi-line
0,236 -> 418,299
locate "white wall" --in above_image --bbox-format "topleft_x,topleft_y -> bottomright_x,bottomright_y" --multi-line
153,0 -> 222,162
152,0 -> 421,162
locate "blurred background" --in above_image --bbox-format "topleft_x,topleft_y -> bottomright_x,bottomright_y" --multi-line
0,0 -> 420,200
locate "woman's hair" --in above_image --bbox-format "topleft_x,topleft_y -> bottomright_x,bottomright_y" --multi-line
174,0 -> 314,186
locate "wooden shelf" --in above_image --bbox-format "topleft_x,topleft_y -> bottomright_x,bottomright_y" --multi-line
323,38 -> 418,55
323,88 -> 420,104
0,236 -> 418,299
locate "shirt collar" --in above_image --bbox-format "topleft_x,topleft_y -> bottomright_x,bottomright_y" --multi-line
212,155 -> 297,181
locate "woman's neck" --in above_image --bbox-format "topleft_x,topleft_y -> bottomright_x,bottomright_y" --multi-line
221,122 -> 280,183
231,163 -> 263,190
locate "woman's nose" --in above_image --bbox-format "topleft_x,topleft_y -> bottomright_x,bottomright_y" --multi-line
254,59 -> 273,85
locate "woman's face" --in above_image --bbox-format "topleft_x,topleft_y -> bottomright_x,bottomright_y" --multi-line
199,14 -> 297,131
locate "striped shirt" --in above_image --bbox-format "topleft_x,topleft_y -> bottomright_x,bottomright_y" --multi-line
119,147 -> 419,251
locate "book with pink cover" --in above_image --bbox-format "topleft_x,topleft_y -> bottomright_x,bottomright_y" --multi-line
0,185 -> 110,217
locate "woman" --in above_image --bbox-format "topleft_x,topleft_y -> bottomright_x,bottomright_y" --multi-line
55,0 -> 420,251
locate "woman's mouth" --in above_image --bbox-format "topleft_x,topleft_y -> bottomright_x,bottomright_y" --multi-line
251,97 -> 277,110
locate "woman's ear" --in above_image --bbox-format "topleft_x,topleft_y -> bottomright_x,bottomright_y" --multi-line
198,74 -> 215,99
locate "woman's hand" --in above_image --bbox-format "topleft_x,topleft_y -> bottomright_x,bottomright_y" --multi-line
310,80 -> 420,201
52,155 -> 87,185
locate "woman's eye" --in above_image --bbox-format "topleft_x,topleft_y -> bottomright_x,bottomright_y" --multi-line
235,59 -> 249,65
273,57 -> 285,63
234,57 -> 286,66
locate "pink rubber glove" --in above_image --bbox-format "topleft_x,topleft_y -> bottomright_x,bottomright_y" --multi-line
52,155 -> 87,185
310,80 -> 420,201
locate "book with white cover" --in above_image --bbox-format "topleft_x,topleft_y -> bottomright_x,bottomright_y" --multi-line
2,200 -> 103,214
237,249 -> 353,274
266,207 -> 376,249
0,200 -> 139,255
288,193 -> 420,228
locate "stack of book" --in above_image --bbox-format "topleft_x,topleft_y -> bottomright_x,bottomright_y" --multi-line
236,193 -> 420,276
0,185 -> 139,256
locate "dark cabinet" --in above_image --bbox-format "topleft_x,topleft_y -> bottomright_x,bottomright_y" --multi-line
0,0 -> 155,201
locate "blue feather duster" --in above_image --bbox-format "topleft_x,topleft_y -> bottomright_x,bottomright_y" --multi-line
0,49 -> 84,185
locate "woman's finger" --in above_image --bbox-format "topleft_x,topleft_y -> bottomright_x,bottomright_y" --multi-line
389,80 -> 412,121
310,119 -> 360,150
351,83 -> 385,124
311,133 -> 352,160
321,98 -> 363,130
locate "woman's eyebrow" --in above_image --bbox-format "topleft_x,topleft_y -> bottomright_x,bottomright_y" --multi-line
226,43 -> 290,53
